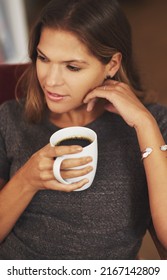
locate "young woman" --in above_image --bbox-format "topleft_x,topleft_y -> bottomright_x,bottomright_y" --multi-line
0,0 -> 167,259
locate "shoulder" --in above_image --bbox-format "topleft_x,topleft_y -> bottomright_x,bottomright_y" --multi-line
146,103 -> 167,138
0,100 -> 24,121
0,99 -> 23,114
0,100 -> 25,134
146,102 -> 167,114
146,103 -> 167,123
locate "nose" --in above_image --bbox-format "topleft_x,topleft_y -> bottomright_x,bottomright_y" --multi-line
45,64 -> 64,87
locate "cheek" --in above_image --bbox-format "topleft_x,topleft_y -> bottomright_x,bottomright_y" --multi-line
82,73 -> 105,93
73,82 -> 92,100
73,74 -> 104,100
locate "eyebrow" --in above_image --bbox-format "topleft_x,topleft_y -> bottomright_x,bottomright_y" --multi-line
36,47 -> 89,65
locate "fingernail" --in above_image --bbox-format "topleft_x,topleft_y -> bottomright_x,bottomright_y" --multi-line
72,145 -> 82,151
76,146 -> 83,151
88,166 -> 93,172
83,178 -> 89,184
87,104 -> 92,112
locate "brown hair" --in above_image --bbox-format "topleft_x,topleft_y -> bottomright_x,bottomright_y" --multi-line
21,0 -> 145,123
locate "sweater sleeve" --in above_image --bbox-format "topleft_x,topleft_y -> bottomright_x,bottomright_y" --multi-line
148,103 -> 167,142
0,103 -> 10,183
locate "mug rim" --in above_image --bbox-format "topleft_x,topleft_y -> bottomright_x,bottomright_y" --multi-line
50,126 -> 97,146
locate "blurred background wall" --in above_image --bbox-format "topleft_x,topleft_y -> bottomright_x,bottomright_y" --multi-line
0,0 -> 167,105
0,0 -> 28,63
120,0 -> 167,106
0,0 -> 166,259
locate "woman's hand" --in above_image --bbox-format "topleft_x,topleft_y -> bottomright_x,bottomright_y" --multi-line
84,80 -> 153,129
17,144 -> 93,193
0,144 -> 93,242
84,80 -> 167,248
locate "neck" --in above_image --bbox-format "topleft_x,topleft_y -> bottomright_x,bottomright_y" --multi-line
49,103 -> 105,128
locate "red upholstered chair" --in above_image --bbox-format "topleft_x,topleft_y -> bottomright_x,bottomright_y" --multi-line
0,63 -> 166,260
0,63 -> 28,104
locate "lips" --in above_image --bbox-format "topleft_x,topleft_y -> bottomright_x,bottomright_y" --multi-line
46,91 -> 67,101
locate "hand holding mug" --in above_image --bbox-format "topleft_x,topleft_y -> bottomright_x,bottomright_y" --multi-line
50,126 -> 98,191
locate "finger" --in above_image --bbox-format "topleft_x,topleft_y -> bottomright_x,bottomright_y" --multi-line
61,178 -> 89,192
104,79 -> 130,91
104,79 -> 119,87
83,85 -> 114,103
86,98 -> 97,112
61,165 -> 93,179
61,156 -> 92,169
85,80 -> 130,102
84,88 -> 105,103
45,178 -> 89,192
84,89 -> 112,104
54,145 -> 83,157
84,82 -> 128,104
99,83 -> 126,94
41,144 -> 83,158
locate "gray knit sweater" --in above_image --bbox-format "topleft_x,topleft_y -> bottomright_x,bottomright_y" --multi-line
0,100 -> 167,259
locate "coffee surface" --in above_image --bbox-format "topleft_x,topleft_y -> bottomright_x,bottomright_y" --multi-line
57,137 -> 92,147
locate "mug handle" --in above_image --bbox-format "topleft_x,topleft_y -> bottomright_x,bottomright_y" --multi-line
53,156 -> 70,184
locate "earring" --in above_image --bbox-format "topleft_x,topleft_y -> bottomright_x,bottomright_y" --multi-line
105,75 -> 112,80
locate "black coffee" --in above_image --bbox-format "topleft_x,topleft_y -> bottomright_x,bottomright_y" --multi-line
57,137 -> 92,147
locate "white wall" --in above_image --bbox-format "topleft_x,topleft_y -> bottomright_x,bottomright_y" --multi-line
0,0 -> 29,63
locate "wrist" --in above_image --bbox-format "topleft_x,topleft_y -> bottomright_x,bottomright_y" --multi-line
134,110 -> 165,153
134,111 -> 157,133
13,168 -> 38,197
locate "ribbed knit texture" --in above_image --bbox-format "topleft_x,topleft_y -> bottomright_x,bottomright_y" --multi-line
0,100 -> 167,259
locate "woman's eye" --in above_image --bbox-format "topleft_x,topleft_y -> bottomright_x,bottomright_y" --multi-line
67,65 -> 81,72
37,54 -> 48,62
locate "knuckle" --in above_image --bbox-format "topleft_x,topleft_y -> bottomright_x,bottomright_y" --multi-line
54,146 -> 61,155
38,150 -> 44,158
38,161 -> 45,171
54,145 -> 67,156
54,145 -> 59,152
40,172 -> 50,181
80,157 -> 89,165
39,172 -> 46,180
68,146 -> 76,153
39,171 -> 52,181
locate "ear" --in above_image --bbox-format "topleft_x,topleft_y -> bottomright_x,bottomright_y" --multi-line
105,52 -> 122,78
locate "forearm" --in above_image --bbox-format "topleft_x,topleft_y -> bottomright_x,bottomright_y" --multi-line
0,170 -> 37,243
135,114 -> 167,248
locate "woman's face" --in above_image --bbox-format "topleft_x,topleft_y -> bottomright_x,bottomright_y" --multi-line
36,28 -> 110,114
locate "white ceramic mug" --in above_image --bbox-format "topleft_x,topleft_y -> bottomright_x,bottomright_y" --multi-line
50,126 -> 98,191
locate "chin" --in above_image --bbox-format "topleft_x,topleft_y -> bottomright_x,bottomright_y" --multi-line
47,104 -> 72,114
47,101 -> 84,114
